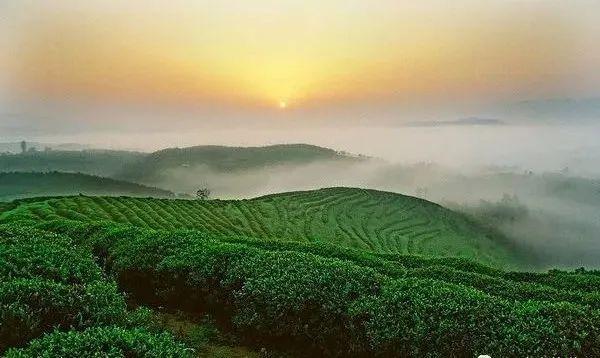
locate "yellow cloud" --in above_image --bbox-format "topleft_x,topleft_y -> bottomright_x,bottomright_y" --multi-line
10,1 -> 579,109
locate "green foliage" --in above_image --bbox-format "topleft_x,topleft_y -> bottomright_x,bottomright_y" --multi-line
0,187 -> 520,267
0,172 -> 173,201
504,270 -> 600,293
0,279 -> 128,351
0,225 -> 102,284
4,326 -> 192,357
0,223 -> 148,353
353,278 -> 600,357
29,220 -> 600,308
39,220 -> 600,356
3,185 -> 600,355
0,150 -> 144,177
408,265 -> 600,308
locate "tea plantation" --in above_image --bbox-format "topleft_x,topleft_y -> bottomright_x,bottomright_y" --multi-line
0,187 -> 518,267
2,188 -> 599,356
0,172 -> 174,201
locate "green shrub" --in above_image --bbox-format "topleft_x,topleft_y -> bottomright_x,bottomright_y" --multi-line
0,226 -> 102,285
0,279 -> 128,351
0,187 -> 521,267
4,326 -> 192,357
353,278 -> 600,357
83,223 -> 600,356
504,270 -> 600,293
0,223 -> 139,352
7,220 -> 600,356
409,265 -> 600,308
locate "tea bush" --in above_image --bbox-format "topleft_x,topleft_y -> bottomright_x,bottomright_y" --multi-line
0,279 -> 127,351
4,326 -> 192,357
3,218 -> 600,356
48,221 -> 600,356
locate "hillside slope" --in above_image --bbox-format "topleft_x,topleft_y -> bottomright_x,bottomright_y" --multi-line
0,187 -> 519,266
0,172 -> 174,201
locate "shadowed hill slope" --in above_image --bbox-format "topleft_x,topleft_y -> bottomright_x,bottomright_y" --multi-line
0,172 -> 174,201
0,150 -> 144,177
0,187 -> 519,266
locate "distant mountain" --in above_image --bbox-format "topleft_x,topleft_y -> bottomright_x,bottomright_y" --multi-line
0,150 -> 145,177
407,117 -> 505,127
0,172 -> 174,201
498,97 -> 600,121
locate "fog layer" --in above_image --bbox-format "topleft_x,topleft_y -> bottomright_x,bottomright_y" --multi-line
6,123 -> 600,176
3,122 -> 600,269
142,129 -> 600,269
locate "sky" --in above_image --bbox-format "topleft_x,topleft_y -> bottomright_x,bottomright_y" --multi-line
1,0 -> 599,149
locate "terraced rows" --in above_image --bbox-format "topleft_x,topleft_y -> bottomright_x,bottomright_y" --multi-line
0,187 -> 517,266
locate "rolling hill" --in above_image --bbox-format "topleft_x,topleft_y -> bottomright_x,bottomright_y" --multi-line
115,144 -> 362,184
0,150 -> 145,177
0,172 -> 174,201
0,144 -> 362,196
0,187 -> 519,267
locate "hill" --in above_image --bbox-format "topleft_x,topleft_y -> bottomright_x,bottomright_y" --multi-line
0,144 -> 362,196
116,144 -> 361,184
0,150 -> 145,177
0,172 -> 174,201
498,97 -> 600,121
0,187 -> 519,267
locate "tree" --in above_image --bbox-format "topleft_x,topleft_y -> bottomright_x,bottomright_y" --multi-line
20,140 -> 26,154
196,188 -> 211,200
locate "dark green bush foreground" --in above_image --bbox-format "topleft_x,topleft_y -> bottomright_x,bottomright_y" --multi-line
6,219 -> 596,357
0,225 -> 183,356
0,171 -> 174,201
0,278 -> 128,351
4,327 -> 191,358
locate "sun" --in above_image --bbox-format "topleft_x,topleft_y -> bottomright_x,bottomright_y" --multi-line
279,100 -> 287,109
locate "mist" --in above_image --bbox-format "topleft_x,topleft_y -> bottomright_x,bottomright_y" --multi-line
7,121 -> 600,174
4,109 -> 600,269
129,136 -> 599,269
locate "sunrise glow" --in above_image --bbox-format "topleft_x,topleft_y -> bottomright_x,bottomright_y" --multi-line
4,0 -> 595,111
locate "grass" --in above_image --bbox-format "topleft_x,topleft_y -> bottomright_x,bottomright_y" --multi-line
0,187 -> 520,267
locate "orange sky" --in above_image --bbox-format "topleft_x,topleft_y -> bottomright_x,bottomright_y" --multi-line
2,1 -> 600,111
